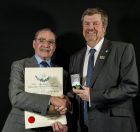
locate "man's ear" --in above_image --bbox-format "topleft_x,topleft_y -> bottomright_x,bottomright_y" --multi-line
33,40 -> 36,49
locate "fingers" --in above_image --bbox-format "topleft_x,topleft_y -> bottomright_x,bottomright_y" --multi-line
73,87 -> 90,101
52,122 -> 60,132
50,95 -> 71,115
55,106 -> 67,114
51,96 -> 66,107
73,88 -> 85,95
59,95 -> 65,99
52,122 -> 68,132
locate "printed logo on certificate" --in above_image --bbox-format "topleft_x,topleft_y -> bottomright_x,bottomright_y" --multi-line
24,67 -> 67,129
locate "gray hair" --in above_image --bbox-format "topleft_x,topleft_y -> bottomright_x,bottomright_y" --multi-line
81,8 -> 108,28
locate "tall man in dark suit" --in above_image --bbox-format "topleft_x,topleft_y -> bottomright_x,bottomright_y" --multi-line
2,28 -> 71,132
69,8 -> 138,132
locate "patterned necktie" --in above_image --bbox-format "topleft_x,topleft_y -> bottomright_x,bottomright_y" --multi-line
40,61 -> 49,67
84,48 -> 96,126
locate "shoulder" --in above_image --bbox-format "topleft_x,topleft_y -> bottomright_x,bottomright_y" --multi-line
11,56 -> 34,68
70,47 -> 86,59
108,40 -> 137,61
111,41 -> 134,49
109,40 -> 135,54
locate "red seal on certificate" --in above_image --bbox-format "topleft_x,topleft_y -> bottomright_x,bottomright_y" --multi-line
28,116 -> 35,123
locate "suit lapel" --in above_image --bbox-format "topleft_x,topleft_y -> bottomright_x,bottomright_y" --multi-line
25,56 -> 57,67
91,39 -> 112,86
79,48 -> 87,81
25,56 -> 39,67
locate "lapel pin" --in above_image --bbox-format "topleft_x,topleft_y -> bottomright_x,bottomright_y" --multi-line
105,49 -> 109,53
99,56 -> 105,60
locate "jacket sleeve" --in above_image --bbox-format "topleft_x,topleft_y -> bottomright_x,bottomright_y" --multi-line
9,61 -> 50,116
90,44 -> 138,108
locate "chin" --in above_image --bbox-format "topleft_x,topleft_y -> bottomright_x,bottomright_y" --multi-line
40,55 -> 50,60
43,57 -> 50,60
86,38 -> 95,42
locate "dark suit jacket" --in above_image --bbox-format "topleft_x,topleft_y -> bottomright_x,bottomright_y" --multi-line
69,39 -> 138,132
2,56 -> 69,132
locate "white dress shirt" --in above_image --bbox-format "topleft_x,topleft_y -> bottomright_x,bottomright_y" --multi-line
82,38 -> 104,86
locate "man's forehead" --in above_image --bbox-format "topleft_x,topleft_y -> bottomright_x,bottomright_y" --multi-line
84,14 -> 101,20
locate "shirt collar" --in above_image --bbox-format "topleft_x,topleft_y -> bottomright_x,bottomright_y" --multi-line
87,37 -> 104,53
34,54 -> 51,66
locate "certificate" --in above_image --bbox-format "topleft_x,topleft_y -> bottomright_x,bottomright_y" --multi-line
24,67 -> 67,129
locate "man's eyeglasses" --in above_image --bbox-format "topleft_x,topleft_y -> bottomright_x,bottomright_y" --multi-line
35,38 -> 55,45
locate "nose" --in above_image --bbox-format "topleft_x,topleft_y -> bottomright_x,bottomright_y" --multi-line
43,40 -> 55,46
43,43 -> 51,47
89,23 -> 95,29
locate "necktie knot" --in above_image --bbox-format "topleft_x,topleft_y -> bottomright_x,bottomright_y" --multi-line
89,48 -> 96,55
40,61 -> 49,67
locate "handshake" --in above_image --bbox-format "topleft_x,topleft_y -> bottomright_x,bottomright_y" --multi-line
48,95 -> 71,116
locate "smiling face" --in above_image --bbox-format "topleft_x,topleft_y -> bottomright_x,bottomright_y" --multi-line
33,29 -> 56,60
82,14 -> 106,47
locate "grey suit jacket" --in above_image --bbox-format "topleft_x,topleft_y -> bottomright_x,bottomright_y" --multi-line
2,56 -> 68,132
69,39 -> 138,132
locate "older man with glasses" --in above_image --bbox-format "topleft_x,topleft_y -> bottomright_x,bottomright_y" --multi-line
2,28 -> 71,132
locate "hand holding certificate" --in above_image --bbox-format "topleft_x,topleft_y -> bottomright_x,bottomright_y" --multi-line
25,67 -> 68,129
